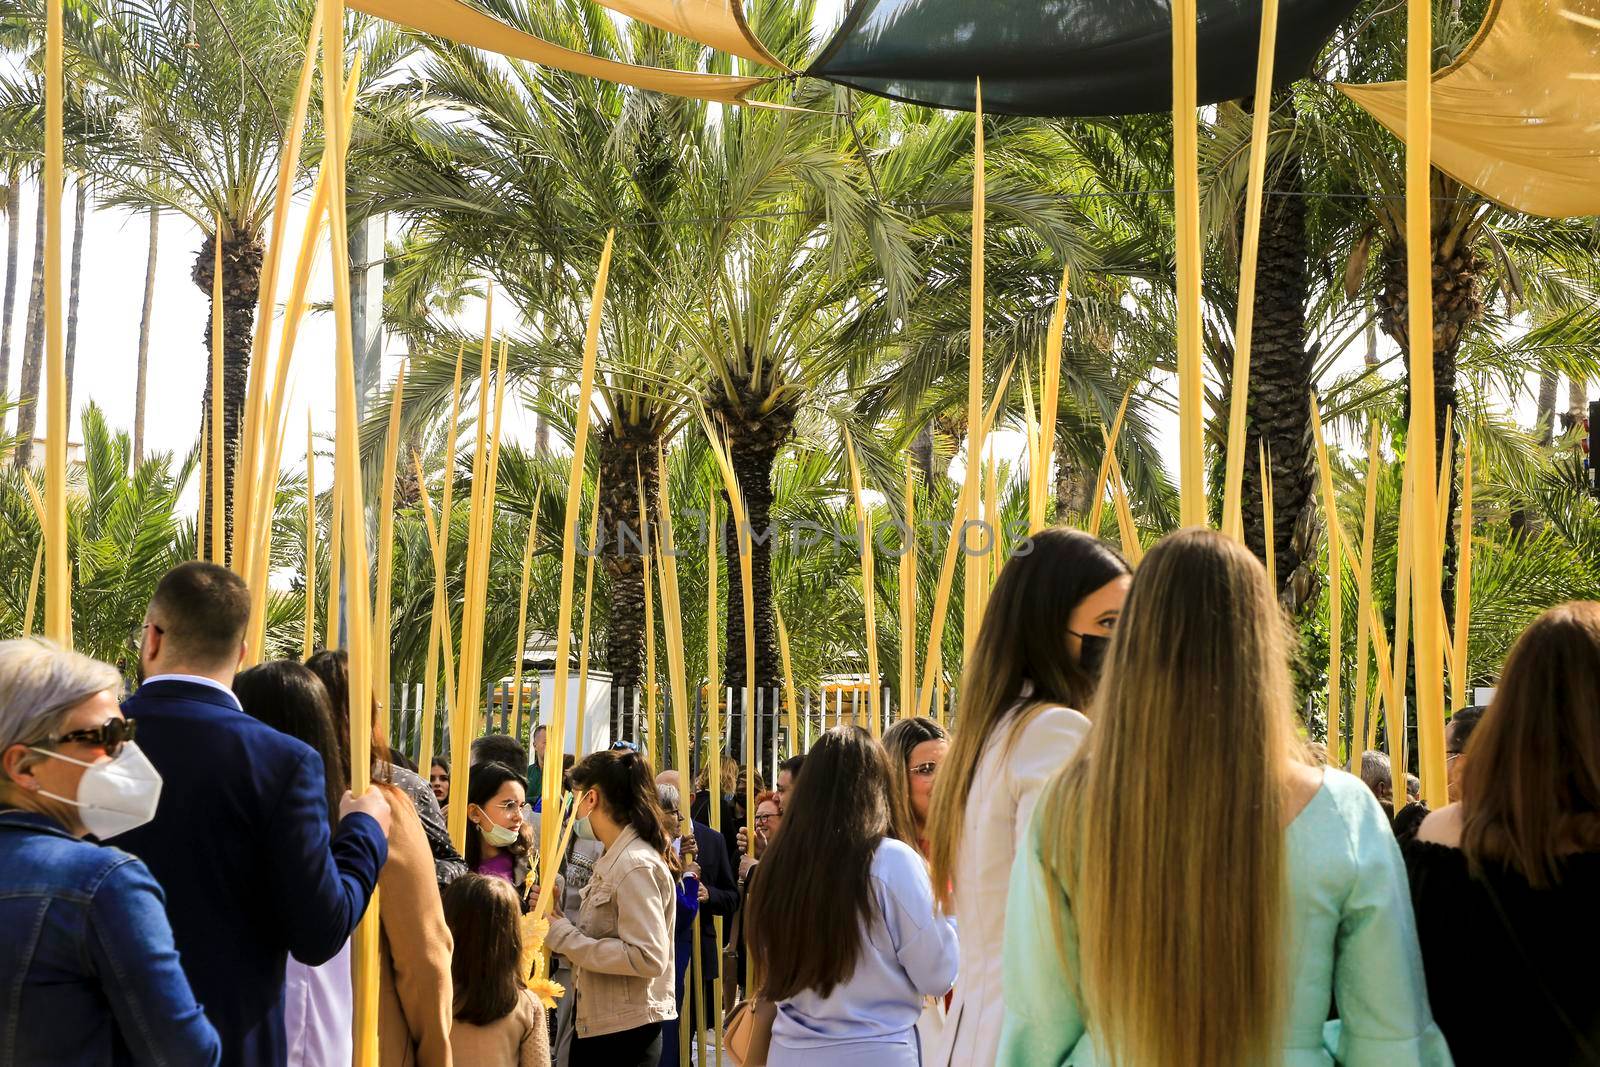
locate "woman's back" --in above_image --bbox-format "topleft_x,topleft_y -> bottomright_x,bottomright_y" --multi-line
1000,769 -> 1454,1067
449,987 -> 549,1067
770,836 -> 958,1064
1407,838 -> 1600,1066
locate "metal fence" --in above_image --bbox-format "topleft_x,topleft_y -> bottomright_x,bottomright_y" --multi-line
388,680 -> 958,788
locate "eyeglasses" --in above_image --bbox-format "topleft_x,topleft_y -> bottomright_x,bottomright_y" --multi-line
909,761 -> 939,778
487,797 -> 522,816
754,812 -> 778,825
50,717 -> 137,757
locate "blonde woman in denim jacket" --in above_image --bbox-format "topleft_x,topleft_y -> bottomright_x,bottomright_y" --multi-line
543,748 -> 677,1067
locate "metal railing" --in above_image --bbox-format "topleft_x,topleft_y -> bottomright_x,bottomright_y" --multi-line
387,679 -> 958,786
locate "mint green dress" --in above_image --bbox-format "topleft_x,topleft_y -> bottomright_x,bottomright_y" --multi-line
997,768 -> 1454,1067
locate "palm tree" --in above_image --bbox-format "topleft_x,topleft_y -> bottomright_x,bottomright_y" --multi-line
71,0 -> 408,558
132,205 -> 157,465
351,0 -> 712,690
0,166 -> 18,422
12,176 -> 42,467
62,180 -> 84,411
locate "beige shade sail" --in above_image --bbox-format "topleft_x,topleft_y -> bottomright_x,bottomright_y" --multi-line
350,0 -> 773,105
1339,0 -> 1600,219
594,0 -> 788,69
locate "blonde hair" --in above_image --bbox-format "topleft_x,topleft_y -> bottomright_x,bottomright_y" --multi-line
882,716 -> 947,851
1037,529 -> 1302,1067
695,754 -> 738,796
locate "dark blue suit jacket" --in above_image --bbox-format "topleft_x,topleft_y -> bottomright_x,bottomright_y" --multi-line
115,679 -> 387,1067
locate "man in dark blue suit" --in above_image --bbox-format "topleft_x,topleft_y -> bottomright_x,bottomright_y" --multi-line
655,774 -> 739,1067
115,562 -> 391,1067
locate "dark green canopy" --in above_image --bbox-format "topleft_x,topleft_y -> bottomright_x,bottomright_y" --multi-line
808,0 -> 1361,117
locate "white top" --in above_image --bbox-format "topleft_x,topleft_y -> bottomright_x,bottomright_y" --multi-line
929,702 -> 1091,1067
284,939 -> 353,1067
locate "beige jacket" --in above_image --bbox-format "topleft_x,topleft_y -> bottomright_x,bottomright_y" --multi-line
376,783 -> 455,1067
449,988 -> 550,1067
544,825 -> 676,1038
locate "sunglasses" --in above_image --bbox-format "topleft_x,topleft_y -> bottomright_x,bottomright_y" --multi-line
610,740 -> 639,753
51,717 -> 137,756
910,761 -> 939,778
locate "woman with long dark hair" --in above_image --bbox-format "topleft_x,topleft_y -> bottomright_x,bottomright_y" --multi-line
1000,529 -> 1449,1066
925,527 -> 1129,1067
465,761 -> 533,893
543,748 -> 677,1066
748,726 -> 957,1067
236,661 -> 454,1067
1409,601 -> 1600,1066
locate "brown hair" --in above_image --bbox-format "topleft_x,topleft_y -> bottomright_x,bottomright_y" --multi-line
882,716 -> 948,851
147,562 -> 250,666
304,649 -> 394,786
748,726 -> 892,999
442,874 -> 524,1025
1038,528 -> 1301,1067
569,748 -> 678,871
233,660 -> 342,829
927,527 -> 1129,908
1460,601 -> 1600,888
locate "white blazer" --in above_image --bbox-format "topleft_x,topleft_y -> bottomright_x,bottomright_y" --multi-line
929,702 -> 1091,1067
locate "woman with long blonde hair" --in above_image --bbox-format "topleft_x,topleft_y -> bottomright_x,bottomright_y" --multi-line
1000,529 -> 1450,1067
926,527 -> 1130,1067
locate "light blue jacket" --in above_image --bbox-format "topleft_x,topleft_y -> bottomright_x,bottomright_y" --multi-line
999,769 -> 1454,1066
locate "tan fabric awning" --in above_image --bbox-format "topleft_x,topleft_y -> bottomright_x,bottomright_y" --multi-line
350,0 -> 774,106
1340,0 -> 1600,219
593,0 -> 788,70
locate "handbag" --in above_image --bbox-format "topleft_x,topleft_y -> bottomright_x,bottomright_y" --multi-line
722,998 -> 775,1067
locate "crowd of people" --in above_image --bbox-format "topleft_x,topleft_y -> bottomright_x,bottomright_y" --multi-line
1,525 -> 1597,1066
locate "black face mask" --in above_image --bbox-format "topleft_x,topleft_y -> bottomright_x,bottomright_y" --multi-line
1073,633 -> 1111,679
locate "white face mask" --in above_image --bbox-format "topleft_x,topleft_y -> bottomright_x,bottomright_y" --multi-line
28,741 -> 163,840
475,814 -> 520,848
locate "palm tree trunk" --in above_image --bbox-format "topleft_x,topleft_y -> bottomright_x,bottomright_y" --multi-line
1568,375 -> 1587,423
62,184 -> 85,419
909,422 -> 936,490
709,383 -> 793,756
192,224 -> 265,563
596,420 -> 659,691
1535,369 -> 1558,446
533,365 -> 551,456
133,207 -> 158,466
0,168 -> 19,427
1053,431 -> 1094,527
1241,112 -> 1318,612
13,183 -> 46,469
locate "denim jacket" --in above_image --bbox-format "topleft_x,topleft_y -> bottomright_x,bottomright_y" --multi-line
0,808 -> 221,1066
